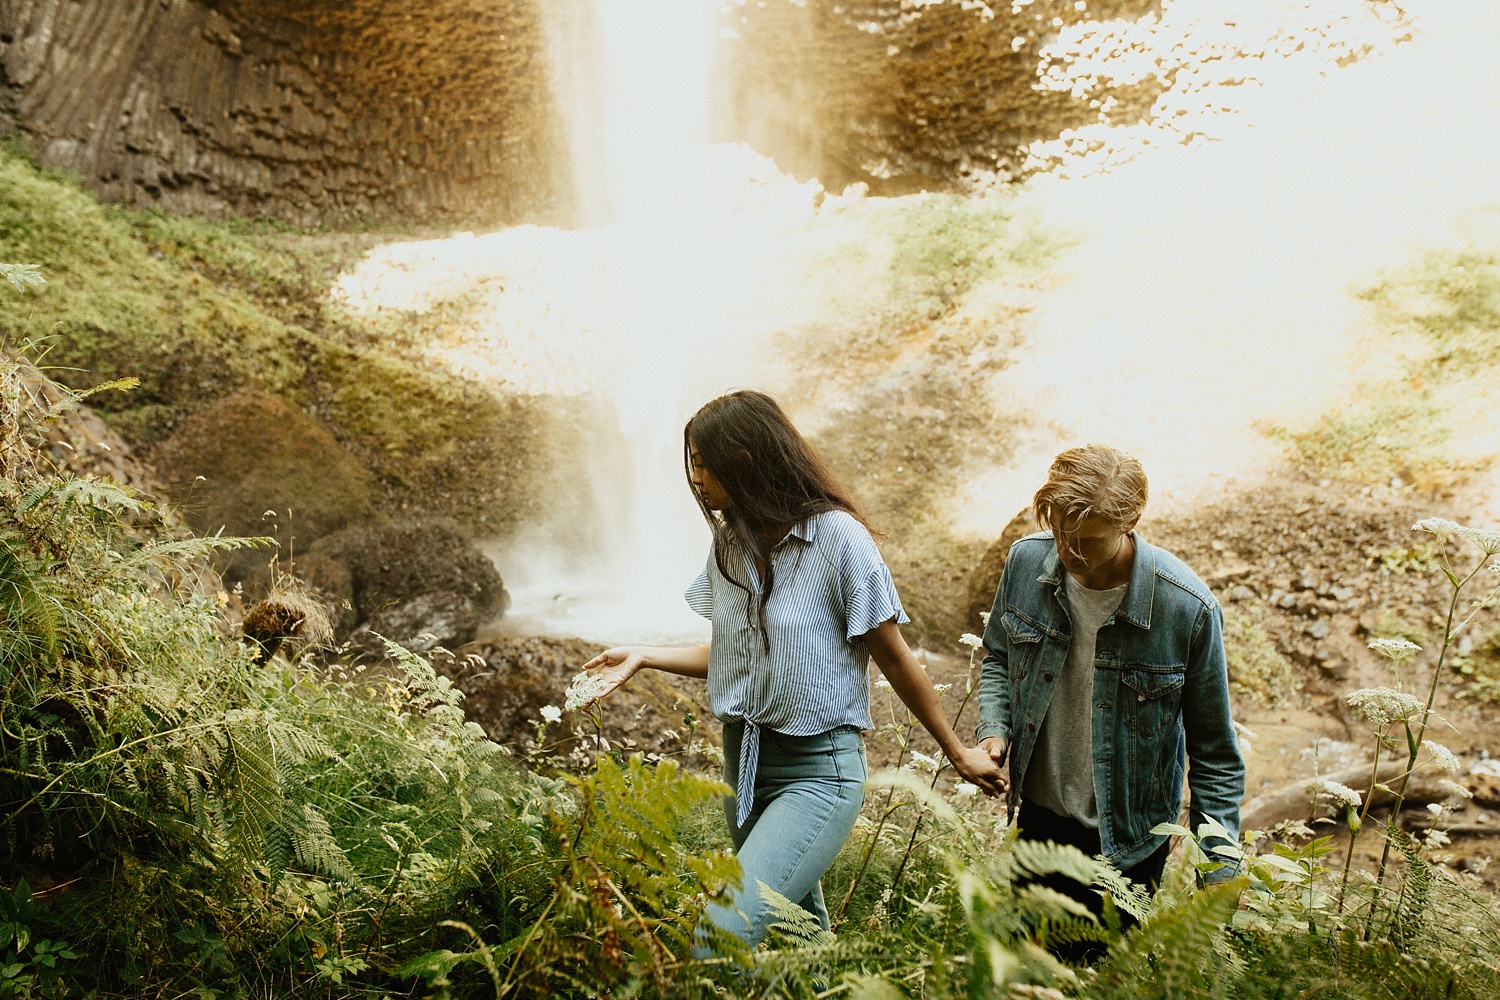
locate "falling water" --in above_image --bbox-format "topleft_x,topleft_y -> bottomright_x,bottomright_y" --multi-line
488,0 -> 815,643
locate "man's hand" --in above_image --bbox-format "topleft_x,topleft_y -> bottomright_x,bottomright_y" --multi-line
979,736 -> 1009,768
948,745 -> 1007,797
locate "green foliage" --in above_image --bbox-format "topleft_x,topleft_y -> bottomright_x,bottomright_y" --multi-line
1224,607 -> 1297,705
1274,247 -> 1500,488
0,147 -> 569,535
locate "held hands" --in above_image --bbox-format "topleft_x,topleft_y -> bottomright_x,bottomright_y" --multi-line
948,744 -> 1008,797
576,646 -> 645,704
979,736 -> 1009,769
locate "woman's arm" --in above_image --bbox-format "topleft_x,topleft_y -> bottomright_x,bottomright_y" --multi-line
578,644 -> 711,702
864,620 -> 1007,797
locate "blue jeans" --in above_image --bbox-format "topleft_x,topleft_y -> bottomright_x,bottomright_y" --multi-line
705,721 -> 866,947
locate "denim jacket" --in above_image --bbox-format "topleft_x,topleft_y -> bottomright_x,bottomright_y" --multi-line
976,532 -> 1244,879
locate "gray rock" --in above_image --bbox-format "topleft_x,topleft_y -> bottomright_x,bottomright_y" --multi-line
1307,619 -> 1331,640
1228,585 -> 1256,603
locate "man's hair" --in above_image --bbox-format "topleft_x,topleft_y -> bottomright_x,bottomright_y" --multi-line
1032,444 -> 1149,533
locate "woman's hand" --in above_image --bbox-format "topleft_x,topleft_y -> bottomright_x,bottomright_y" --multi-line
577,646 -> 646,702
948,744 -> 1008,797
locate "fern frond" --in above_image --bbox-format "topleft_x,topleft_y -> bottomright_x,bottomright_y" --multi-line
125,534 -> 275,567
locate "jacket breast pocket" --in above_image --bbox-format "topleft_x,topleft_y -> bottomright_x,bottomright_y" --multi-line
1121,666 -> 1185,739
1001,610 -> 1043,680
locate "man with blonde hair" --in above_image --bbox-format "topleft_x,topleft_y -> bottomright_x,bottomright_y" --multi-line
976,444 -> 1243,936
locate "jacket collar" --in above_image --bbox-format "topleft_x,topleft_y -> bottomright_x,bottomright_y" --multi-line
1038,531 -> 1155,629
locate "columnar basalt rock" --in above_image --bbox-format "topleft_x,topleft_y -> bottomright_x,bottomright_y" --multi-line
0,0 -> 568,226
718,0 -> 1163,193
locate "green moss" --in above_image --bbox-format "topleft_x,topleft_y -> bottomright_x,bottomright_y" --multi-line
0,147 -> 305,434
0,144 -> 563,535
1223,608 -> 1296,706
1273,249 -> 1500,488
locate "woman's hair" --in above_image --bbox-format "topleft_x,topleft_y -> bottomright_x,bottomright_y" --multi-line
1032,443 -> 1149,534
685,390 -> 868,645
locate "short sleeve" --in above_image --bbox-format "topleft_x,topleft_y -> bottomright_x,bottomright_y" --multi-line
685,568 -> 714,620
837,522 -> 909,640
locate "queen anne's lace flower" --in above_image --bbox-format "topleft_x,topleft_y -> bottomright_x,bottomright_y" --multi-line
564,670 -> 607,711
953,782 -> 980,798
1423,739 -> 1461,774
906,750 -> 940,774
1368,637 -> 1422,659
1438,778 -> 1474,800
1413,517 -> 1500,554
539,704 -> 562,724
959,633 -> 984,649
1345,687 -> 1424,725
874,677 -> 893,691
1305,778 -> 1362,811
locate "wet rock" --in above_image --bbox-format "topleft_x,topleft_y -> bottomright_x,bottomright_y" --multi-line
448,636 -> 716,760
305,517 -> 508,651
152,388 -> 378,585
2,0 -> 561,227
965,507 -> 1040,630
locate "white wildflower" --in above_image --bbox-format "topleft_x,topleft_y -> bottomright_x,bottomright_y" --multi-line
908,751 -> 941,774
1304,778 -> 1362,811
1413,516 -> 1500,554
1427,802 -> 1444,817
1438,778 -> 1473,800
539,704 -> 562,724
1423,740 -> 1461,774
953,782 -> 980,798
1368,637 -> 1422,659
1424,828 -> 1452,849
1345,687 -> 1424,726
959,633 -> 984,649
564,670 -> 607,711
1233,720 -> 1258,755
980,611 -> 992,628
874,677 -> 893,691
933,683 -> 952,694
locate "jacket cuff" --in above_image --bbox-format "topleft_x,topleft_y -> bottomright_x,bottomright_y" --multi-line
975,721 -> 1011,743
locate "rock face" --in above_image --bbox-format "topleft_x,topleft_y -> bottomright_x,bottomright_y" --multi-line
965,507 -> 1040,633
302,517 -> 508,651
0,0 -> 567,226
719,0 -> 1161,192
150,388 -> 378,578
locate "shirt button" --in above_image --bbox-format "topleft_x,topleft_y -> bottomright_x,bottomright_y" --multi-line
1026,722 -> 1036,731
1043,672 -> 1054,682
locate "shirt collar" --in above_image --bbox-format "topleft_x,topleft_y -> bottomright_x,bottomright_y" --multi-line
783,515 -> 818,545
1038,530 -> 1155,628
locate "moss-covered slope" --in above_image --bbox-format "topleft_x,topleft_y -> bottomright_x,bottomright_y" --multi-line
0,146 -> 574,537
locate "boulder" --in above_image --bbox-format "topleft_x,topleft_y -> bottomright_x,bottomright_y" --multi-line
304,517 -> 509,651
151,388 -> 378,586
964,507 -> 1040,632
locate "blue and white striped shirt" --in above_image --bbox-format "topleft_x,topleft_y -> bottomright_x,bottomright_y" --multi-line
685,509 -> 908,824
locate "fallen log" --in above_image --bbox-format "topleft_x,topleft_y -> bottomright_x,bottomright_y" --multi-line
1240,761 -> 1452,833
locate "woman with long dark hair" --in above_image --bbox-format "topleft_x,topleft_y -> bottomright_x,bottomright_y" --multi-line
577,390 -> 1004,947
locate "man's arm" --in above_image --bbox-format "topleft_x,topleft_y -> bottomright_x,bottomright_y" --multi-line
1182,601 -> 1246,882
975,569 -> 1014,760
